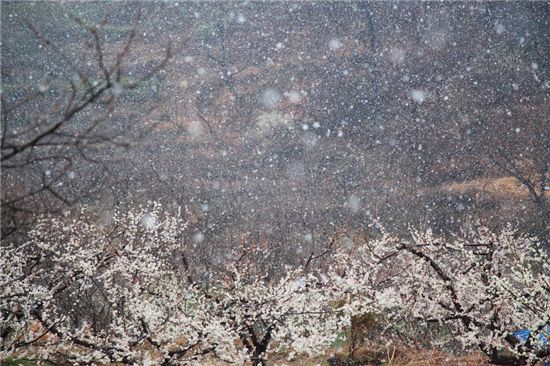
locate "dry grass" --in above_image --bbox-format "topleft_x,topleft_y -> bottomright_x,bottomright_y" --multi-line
203,347 -> 494,366
446,176 -> 529,199
317,346 -> 491,366
380,348 -> 490,366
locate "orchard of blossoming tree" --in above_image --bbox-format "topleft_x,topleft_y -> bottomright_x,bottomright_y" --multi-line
1,207 -> 548,365
2,2 -> 549,366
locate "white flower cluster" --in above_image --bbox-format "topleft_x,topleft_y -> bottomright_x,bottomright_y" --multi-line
340,224 -> 549,364
1,208 -> 548,365
0,206 -> 355,366
1,205 -> 207,365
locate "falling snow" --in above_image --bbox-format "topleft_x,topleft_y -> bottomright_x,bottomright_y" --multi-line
2,5 -> 549,354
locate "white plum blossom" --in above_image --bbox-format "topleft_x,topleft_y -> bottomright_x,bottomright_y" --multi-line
2,205 -> 547,365
0,206 -> 359,366
341,224 -> 550,364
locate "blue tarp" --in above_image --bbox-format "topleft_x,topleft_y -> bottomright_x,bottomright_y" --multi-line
513,325 -> 550,366
513,325 -> 550,345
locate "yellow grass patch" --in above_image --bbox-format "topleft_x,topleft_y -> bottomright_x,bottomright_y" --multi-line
446,176 -> 529,198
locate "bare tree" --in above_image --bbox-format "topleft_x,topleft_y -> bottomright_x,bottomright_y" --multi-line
1,10 -> 171,237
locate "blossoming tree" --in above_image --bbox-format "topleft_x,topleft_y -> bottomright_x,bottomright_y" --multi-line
0,206 -> 355,365
343,224 -> 549,365
2,204 -> 548,365
193,242 -> 356,366
1,205 -> 220,365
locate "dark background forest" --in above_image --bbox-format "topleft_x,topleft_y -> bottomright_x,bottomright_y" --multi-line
2,1 -> 549,257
